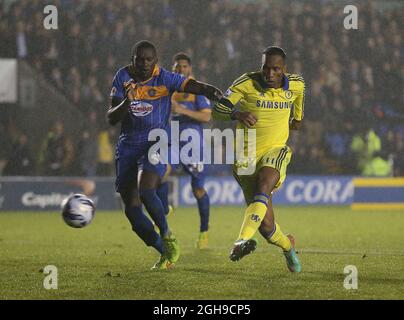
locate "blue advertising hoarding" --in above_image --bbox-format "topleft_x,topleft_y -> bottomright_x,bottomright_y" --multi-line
0,177 -> 119,211
0,176 -> 355,211
178,176 -> 354,206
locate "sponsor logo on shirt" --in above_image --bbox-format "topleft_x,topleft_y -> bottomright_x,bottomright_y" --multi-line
224,89 -> 233,97
256,100 -> 293,109
129,101 -> 154,116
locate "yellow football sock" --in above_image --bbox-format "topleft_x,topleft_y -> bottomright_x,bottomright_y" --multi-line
238,201 -> 267,240
267,223 -> 292,252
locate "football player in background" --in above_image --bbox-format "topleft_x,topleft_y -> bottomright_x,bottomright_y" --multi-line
213,46 -> 304,273
107,41 -> 222,269
171,53 -> 212,249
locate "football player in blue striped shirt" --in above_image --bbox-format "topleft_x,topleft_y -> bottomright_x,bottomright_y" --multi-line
107,41 -> 222,269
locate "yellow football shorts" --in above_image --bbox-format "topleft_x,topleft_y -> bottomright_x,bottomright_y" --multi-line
233,145 -> 292,205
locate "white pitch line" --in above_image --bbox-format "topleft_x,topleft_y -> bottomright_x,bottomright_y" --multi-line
298,248 -> 404,256
177,245 -> 404,256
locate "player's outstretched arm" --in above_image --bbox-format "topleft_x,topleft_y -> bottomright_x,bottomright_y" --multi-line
212,78 -> 256,124
183,79 -> 223,102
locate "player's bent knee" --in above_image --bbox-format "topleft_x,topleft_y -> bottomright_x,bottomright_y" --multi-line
192,188 -> 206,199
255,182 -> 275,196
140,171 -> 160,190
119,186 -> 142,207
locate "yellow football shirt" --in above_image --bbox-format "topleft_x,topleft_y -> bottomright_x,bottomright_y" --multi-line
213,71 -> 305,158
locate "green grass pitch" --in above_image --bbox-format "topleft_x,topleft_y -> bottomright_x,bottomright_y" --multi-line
0,206 -> 403,300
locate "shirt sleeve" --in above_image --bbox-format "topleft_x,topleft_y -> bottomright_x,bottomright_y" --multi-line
163,70 -> 189,93
110,70 -> 125,99
212,81 -> 245,121
195,95 -> 211,110
292,80 -> 305,121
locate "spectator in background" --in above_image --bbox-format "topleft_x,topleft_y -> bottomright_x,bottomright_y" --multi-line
0,6 -> 16,57
76,111 -> 99,176
38,121 -> 74,176
77,129 -> 98,177
49,66 -> 64,92
362,151 -> 392,177
97,127 -> 115,176
3,133 -> 34,175
350,127 -> 382,173
15,21 -> 28,59
391,132 -> 404,176
0,122 -> 11,175
287,147 -> 307,174
303,146 -> 327,175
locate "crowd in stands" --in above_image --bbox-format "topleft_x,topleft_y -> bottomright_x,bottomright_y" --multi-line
0,0 -> 403,176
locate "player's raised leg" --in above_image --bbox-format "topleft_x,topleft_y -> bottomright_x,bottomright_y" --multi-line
259,197 -> 301,273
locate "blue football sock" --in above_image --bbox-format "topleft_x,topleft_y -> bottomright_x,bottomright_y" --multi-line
156,182 -> 169,215
153,236 -> 164,255
140,188 -> 169,236
124,205 -> 163,254
197,193 -> 210,232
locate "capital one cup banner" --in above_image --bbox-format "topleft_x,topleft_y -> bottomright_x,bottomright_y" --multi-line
0,177 -> 119,211
178,176 -> 354,206
0,59 -> 17,103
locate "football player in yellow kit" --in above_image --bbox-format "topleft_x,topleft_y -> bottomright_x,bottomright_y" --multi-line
213,46 -> 304,272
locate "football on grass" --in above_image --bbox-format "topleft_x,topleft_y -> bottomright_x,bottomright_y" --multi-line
61,194 -> 95,228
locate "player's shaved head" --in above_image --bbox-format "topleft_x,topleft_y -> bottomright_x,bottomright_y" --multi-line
132,40 -> 157,57
262,46 -> 286,60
